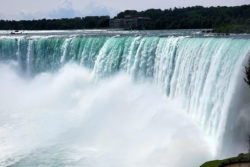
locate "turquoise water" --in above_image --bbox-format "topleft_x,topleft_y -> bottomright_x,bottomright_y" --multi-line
0,30 -> 249,167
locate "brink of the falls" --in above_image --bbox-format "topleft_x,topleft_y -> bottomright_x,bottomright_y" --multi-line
0,30 -> 249,167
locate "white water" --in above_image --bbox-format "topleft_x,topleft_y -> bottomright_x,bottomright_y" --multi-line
0,31 -> 250,166
0,63 -> 214,167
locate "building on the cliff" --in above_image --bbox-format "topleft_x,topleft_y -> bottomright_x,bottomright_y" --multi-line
109,15 -> 151,30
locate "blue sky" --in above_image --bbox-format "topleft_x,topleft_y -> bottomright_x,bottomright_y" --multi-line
0,0 -> 249,20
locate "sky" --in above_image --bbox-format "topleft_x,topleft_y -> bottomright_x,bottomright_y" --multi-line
0,0 -> 249,20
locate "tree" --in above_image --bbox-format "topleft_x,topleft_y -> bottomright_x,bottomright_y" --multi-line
245,59 -> 250,86
0,5 -> 249,30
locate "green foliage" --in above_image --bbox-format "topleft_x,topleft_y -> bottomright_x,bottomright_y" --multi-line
115,5 -> 250,30
220,153 -> 250,166
213,25 -> 250,33
200,153 -> 250,167
0,16 -> 110,30
200,160 -> 223,167
245,59 -> 250,86
0,5 -> 249,30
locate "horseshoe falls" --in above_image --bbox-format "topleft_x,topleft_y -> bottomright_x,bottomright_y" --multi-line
0,30 -> 249,167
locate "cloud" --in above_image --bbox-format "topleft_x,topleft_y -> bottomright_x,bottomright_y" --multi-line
0,0 -> 118,20
47,1 -> 118,19
0,0 -> 249,20
79,3 -> 118,16
48,0 -> 82,19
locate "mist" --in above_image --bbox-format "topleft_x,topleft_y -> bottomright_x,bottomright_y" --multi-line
0,62 -> 214,167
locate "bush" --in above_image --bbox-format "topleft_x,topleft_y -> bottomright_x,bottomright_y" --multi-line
213,24 -> 250,34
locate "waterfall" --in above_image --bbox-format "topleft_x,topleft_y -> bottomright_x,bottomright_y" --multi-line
60,38 -> 72,63
16,38 -> 21,65
26,40 -> 33,76
1,36 -> 249,136
0,34 -> 249,166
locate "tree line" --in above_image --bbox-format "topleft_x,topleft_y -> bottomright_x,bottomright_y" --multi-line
0,16 -> 110,30
0,5 -> 249,30
115,5 -> 250,30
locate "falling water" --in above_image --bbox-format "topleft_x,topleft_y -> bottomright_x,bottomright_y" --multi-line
0,30 -> 249,166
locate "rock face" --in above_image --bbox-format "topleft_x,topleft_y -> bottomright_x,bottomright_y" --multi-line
221,162 -> 250,167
